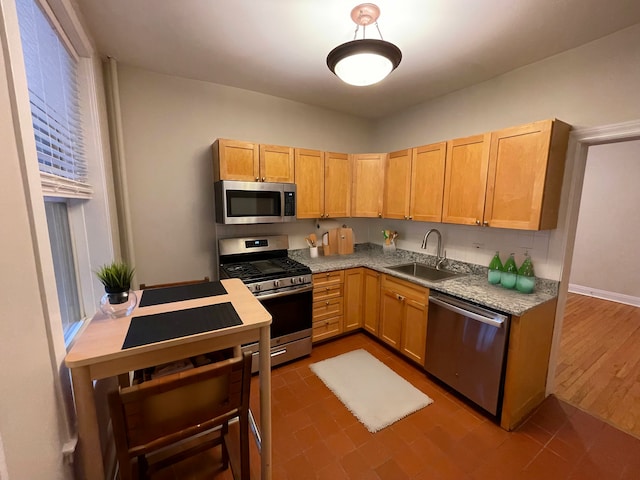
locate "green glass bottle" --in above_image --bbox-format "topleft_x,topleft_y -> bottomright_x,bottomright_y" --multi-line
488,251 -> 503,285
516,253 -> 536,294
500,253 -> 517,289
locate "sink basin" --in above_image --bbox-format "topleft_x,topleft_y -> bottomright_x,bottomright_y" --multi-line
386,262 -> 463,282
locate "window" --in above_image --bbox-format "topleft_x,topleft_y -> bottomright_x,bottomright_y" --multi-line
16,0 -> 92,343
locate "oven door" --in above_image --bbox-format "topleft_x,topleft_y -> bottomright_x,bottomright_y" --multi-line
243,285 -> 313,372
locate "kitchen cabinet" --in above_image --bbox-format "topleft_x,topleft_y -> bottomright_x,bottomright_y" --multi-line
343,268 -> 363,332
442,119 -> 571,230
484,119 -> 571,230
212,139 -> 294,183
410,142 -> 447,222
383,142 -> 447,222
383,149 -> 412,219
379,275 -> 429,364
362,269 -> 381,335
501,298 -> 557,430
351,153 -> 386,218
312,271 -> 344,342
295,149 -> 350,219
442,133 -> 491,226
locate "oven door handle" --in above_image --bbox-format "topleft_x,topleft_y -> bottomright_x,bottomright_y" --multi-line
255,284 -> 313,301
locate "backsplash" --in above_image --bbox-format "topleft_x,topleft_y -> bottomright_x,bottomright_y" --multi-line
216,217 -> 559,282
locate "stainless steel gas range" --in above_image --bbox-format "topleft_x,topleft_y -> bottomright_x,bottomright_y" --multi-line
218,235 -> 312,372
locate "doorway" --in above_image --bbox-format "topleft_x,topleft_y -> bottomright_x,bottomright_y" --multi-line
548,123 -> 640,438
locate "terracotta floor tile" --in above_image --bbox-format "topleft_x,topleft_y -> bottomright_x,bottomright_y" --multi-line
282,453 -> 316,480
344,420 -> 372,447
375,458 -> 410,480
324,430 -> 357,458
303,439 -> 335,470
522,448 -> 574,480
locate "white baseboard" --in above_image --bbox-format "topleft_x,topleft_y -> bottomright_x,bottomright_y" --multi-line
568,284 -> 640,307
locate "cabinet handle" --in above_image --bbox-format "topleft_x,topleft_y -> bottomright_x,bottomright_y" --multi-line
483,221 -> 489,226
396,294 -> 405,302
325,301 -> 329,305
255,177 -> 260,182
409,216 -> 413,220
475,219 -> 481,225
261,177 -> 266,182
378,213 -> 382,218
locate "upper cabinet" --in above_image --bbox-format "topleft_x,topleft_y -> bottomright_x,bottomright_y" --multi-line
212,139 -> 294,183
351,153 -> 386,218
484,119 -> 571,230
295,150 -> 350,219
383,149 -> 412,220
442,119 -> 570,230
442,133 -> 492,226
383,142 -> 447,221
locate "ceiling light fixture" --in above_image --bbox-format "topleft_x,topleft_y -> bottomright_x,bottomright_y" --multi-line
327,3 -> 402,87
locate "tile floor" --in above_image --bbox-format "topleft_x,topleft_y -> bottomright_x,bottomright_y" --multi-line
148,333 -> 640,479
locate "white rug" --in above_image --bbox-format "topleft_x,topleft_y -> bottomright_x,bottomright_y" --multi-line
309,349 -> 433,433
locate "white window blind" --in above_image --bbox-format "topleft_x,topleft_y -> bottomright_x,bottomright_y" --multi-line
16,0 -> 92,199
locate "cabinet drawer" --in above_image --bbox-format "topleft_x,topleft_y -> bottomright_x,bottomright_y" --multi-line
312,315 -> 343,342
313,283 -> 343,302
313,270 -> 344,288
382,275 -> 429,303
313,298 -> 343,321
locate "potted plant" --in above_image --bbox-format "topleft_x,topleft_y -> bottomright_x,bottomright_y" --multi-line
95,261 -> 137,317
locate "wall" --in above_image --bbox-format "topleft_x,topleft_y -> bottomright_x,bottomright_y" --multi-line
368,23 -> 640,281
0,1 -> 71,477
114,23 -> 640,285
115,65 -> 374,285
569,140 -> 640,303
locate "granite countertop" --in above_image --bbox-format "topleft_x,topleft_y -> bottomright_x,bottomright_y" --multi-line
290,244 -> 558,317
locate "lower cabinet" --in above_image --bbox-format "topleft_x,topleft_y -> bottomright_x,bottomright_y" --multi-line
343,268 -> 364,332
362,269 -> 381,335
379,275 -> 429,365
312,270 -> 344,342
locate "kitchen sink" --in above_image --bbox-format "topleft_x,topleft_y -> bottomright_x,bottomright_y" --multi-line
386,262 -> 463,282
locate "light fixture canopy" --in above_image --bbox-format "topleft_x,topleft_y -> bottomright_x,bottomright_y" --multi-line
327,3 -> 402,86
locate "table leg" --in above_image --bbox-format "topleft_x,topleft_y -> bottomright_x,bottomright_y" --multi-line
70,366 -> 105,480
259,325 -> 272,480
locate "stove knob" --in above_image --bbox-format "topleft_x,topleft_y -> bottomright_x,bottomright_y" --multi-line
254,284 -> 261,292
290,277 -> 297,285
273,280 -> 279,288
299,276 -> 305,284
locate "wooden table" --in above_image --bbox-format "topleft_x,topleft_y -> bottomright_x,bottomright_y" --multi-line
65,278 -> 272,479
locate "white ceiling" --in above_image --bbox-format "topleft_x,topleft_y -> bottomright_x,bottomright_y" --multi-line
74,0 -> 640,119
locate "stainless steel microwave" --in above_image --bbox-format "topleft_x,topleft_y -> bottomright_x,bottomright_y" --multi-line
214,180 -> 296,224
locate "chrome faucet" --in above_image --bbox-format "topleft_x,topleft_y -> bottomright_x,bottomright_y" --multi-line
421,228 -> 447,269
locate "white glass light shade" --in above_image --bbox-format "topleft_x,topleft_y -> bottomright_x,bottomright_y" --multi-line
327,39 -> 402,87
334,53 -> 393,86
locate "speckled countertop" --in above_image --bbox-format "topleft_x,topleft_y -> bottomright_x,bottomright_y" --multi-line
290,244 -> 558,317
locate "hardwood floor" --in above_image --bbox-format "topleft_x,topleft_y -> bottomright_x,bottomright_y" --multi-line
139,333 -> 640,479
555,293 -> 640,439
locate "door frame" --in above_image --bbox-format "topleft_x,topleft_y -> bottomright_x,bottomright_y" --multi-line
546,119 -> 640,393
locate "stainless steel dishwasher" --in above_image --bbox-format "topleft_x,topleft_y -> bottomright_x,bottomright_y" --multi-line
425,292 -> 510,416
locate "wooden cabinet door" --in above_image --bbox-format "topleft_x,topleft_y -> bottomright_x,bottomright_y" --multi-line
485,119 -> 570,230
295,149 -> 324,218
259,144 -> 294,183
401,298 -> 428,365
363,269 -> 380,335
442,133 -> 491,225
212,139 -> 259,182
410,142 -> 446,222
383,149 -> 412,219
343,268 -> 363,332
324,152 -> 351,218
351,153 -> 385,218
379,287 -> 403,349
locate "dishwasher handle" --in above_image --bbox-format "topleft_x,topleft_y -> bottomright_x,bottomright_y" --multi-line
429,294 -> 507,328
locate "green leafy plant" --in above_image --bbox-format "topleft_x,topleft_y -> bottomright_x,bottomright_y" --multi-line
95,261 -> 135,292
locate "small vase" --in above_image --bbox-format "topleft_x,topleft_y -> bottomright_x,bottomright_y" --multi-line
100,289 -> 138,318
487,251 -> 503,285
500,253 -> 518,289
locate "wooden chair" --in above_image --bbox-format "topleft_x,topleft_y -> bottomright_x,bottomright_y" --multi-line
109,352 -> 252,480
139,276 -> 210,290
